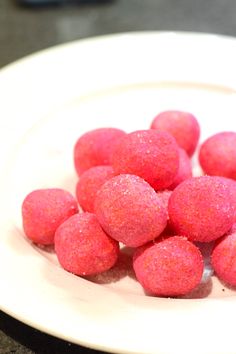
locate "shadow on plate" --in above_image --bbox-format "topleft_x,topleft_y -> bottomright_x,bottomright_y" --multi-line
86,246 -> 136,284
180,277 -> 213,299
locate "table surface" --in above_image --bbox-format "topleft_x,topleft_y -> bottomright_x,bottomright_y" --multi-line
1,0 -> 236,352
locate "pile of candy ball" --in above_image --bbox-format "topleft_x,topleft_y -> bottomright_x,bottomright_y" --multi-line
21,111 -> 236,297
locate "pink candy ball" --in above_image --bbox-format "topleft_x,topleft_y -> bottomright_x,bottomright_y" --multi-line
151,110 -> 200,156
199,132 -> 236,180
133,236 -> 204,296
55,213 -> 119,276
76,166 -> 115,213
74,128 -> 126,176
168,176 -> 235,242
112,130 -> 179,190
94,174 -> 168,247
211,225 -> 236,286
22,188 -> 78,245
169,148 -> 192,190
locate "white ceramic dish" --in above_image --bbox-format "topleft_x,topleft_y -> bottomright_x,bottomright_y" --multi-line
1,32 -> 236,354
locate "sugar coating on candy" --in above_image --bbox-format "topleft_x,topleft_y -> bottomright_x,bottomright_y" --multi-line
211,225 -> 236,286
151,110 -> 200,156
133,236 -> 204,296
22,189 -> 78,245
168,176 -> 235,242
94,174 -> 167,247
74,128 -> 126,176
169,148 -> 192,190
76,166 -> 115,213
199,132 -> 236,180
111,130 -> 179,190
55,213 -> 119,276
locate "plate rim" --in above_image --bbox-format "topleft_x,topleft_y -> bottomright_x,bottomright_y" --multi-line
1,31 -> 236,354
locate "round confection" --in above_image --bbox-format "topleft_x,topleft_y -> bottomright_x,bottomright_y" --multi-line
94,174 -> 167,247
133,236 -> 204,296
168,176 -> 235,242
22,188 -> 78,245
111,130 -> 179,190
74,127 -> 126,176
211,225 -> 236,286
55,213 -> 119,276
151,110 -> 200,156
76,166 -> 115,213
169,148 -> 192,190
199,132 -> 236,179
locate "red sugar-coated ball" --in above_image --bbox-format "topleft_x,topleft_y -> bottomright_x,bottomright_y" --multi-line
151,110 -> 200,156
22,189 -> 78,245
55,213 -> 119,276
211,225 -> 236,286
133,236 -> 204,296
111,130 -> 179,190
74,128 -> 126,176
199,132 -> 236,180
169,148 -> 192,190
76,166 -> 115,213
168,176 -> 235,242
94,174 -> 167,247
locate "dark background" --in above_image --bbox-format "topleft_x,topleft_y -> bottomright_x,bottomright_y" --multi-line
2,0 -> 236,69
1,0 -> 236,352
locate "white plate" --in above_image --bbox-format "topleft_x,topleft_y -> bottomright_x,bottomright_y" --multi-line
1,32 -> 236,354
